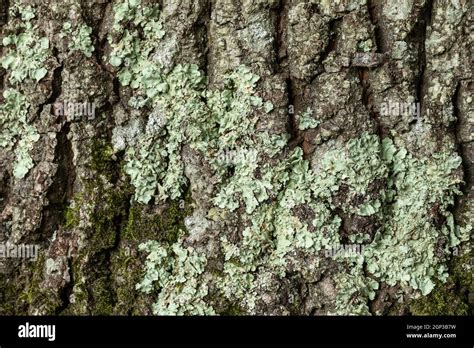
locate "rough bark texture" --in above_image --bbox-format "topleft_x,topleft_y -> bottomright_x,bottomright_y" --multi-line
0,0 -> 472,315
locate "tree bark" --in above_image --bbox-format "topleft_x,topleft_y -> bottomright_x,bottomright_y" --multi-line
0,0 -> 472,315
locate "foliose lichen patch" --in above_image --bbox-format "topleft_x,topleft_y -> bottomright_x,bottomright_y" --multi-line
104,0 -> 472,315
0,3 -> 50,179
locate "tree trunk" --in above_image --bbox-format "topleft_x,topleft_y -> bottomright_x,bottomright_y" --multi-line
0,0 -> 472,315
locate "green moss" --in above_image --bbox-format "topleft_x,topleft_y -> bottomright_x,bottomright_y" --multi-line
124,189 -> 193,243
75,139 -> 129,252
109,187 -> 194,314
221,303 -> 246,316
90,277 -> 115,315
17,254 -> 62,315
0,275 -> 24,314
79,140 -> 192,314
60,139 -> 130,314
64,181 -> 126,254
64,204 -> 80,229
450,248 -> 473,292
89,139 -> 116,180
409,279 -> 469,315
89,191 -> 126,252
111,246 -> 149,314
61,260 -> 89,315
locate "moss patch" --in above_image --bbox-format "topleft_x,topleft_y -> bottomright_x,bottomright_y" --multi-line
409,246 -> 473,316
123,189 -> 193,243
409,279 -> 469,315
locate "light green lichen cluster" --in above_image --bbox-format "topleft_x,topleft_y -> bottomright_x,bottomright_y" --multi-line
0,89 -> 29,148
0,3 -> 48,179
0,89 -> 40,179
297,107 -> 320,130
109,0 -> 471,315
330,137 -> 470,314
138,132 -> 468,314
357,39 -> 373,53
205,67 -> 281,214
312,134 -> 389,208
122,64 -> 207,203
109,0 -> 281,206
60,22 -> 95,58
333,267 -> 379,315
364,140 -> 470,295
136,236 -> 215,315
1,4 -> 49,83
109,0 -> 190,203
212,135 -> 390,312
109,0 -> 165,81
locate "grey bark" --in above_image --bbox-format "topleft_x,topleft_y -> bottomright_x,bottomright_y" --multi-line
0,0 -> 472,315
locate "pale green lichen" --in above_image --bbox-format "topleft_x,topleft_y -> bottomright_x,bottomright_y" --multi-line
364,139 -> 470,295
111,0 -> 470,315
122,64 -> 206,203
211,135 -> 387,311
109,0 -> 190,203
330,136 -> 470,311
0,89 -> 30,148
136,237 -> 215,315
136,129 -> 468,314
12,127 -> 40,179
205,66 -> 288,213
1,4 -> 49,83
109,0 -> 165,83
8,2 -> 36,22
60,22 -> 95,58
297,108 -> 320,130
0,4 -> 47,179
333,266 -> 379,315
0,89 -> 40,179
357,39 -> 373,53
110,1 -> 283,206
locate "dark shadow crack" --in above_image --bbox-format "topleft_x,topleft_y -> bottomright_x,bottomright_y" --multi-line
452,80 -> 472,194
36,48 -> 72,245
410,0 -> 434,116
37,122 -> 75,245
311,17 -> 341,80
33,48 -> 64,123
286,78 -> 303,151
274,0 -> 288,74
0,0 -> 9,27
367,0 -> 385,53
200,0 -> 212,77
56,256 -> 74,314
